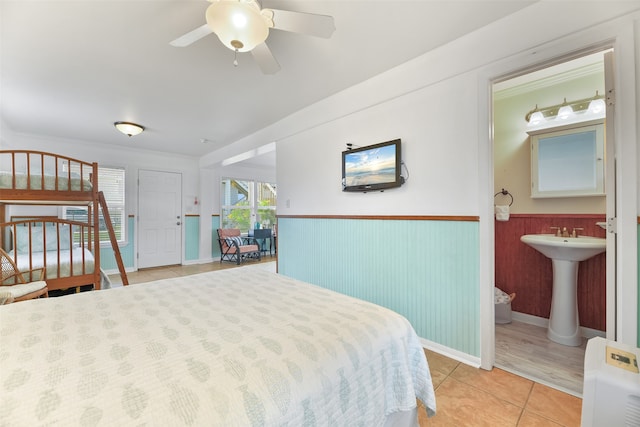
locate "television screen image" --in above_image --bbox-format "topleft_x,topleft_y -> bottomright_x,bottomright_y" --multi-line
342,139 -> 402,192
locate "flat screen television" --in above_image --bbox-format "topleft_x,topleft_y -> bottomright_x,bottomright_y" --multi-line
342,139 -> 402,192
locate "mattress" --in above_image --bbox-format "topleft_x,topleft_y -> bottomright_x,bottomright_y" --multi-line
0,172 -> 92,191
0,267 -> 436,425
13,248 -> 95,280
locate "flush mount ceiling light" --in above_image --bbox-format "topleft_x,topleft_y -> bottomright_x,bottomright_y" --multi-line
114,121 -> 145,137
525,91 -> 606,129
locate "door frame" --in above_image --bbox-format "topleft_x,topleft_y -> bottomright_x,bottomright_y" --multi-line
603,50 -> 617,339
478,21 -> 638,369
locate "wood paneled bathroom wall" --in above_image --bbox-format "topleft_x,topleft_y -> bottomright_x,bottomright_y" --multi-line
495,214 -> 606,331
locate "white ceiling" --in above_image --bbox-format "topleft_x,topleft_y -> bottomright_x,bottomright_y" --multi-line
1,0 -> 535,165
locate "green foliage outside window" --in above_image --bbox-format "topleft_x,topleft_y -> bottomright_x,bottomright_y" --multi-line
257,200 -> 276,227
225,201 -> 251,230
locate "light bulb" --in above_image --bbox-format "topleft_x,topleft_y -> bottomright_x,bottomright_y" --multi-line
557,104 -> 573,120
588,98 -> 606,115
528,111 -> 545,126
232,12 -> 247,28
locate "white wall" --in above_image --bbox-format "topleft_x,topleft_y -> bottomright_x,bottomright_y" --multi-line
217,163 -> 276,185
277,73 -> 479,215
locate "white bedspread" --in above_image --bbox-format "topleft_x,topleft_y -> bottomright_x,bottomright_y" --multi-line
0,268 -> 435,426
14,248 -> 95,281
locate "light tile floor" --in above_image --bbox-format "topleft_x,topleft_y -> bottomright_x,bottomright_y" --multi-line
110,258 -> 583,427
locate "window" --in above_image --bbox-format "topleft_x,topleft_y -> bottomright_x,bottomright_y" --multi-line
64,166 -> 126,244
221,178 -> 276,230
256,181 -> 277,227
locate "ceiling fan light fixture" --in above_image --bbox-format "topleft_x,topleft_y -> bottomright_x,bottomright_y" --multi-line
206,0 -> 273,53
114,121 -> 144,137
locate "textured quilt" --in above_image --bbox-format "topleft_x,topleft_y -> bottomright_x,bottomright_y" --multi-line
0,172 -> 92,191
0,268 -> 435,426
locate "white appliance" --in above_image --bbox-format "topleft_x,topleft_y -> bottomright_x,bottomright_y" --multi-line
582,337 -> 640,426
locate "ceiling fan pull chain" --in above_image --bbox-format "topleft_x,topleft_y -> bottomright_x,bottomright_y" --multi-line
233,49 -> 239,67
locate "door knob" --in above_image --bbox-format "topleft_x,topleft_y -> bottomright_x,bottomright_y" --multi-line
176,222 -> 181,225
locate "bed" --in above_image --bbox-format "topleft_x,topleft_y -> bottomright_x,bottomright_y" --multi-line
0,150 -> 112,291
0,150 -> 97,204
0,171 -> 93,192
1,218 -> 101,292
0,267 -> 436,425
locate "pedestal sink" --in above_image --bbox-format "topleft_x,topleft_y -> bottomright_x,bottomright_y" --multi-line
520,234 -> 606,346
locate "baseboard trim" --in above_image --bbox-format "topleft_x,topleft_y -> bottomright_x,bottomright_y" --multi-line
419,337 -> 481,369
512,311 -> 605,339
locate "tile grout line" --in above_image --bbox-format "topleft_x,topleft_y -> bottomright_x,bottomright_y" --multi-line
516,380 -> 536,426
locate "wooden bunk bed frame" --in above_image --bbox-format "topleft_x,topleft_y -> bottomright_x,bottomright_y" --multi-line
0,150 -> 127,292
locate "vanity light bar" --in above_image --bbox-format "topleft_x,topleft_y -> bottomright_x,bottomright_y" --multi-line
525,91 -> 606,124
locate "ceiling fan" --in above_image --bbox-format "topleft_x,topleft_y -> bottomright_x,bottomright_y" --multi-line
170,0 -> 335,74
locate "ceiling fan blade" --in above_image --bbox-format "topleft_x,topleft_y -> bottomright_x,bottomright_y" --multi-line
269,9 -> 335,38
251,42 -> 280,75
169,24 -> 213,47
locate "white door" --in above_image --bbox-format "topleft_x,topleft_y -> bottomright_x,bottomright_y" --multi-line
138,170 -> 182,268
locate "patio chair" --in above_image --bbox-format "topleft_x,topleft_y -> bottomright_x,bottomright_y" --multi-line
217,229 -> 261,265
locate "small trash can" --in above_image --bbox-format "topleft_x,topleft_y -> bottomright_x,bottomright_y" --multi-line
494,286 -> 515,324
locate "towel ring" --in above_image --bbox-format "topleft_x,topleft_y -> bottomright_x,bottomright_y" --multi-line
494,188 -> 513,206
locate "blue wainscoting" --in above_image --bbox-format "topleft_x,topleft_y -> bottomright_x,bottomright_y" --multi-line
277,216 -> 480,356
100,215 -> 135,271
185,215 -> 200,261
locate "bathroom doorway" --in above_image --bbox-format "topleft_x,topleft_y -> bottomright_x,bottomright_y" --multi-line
491,49 -> 615,396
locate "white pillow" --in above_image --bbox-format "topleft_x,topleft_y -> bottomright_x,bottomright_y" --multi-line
14,226 -> 40,253
14,224 -> 72,253
52,225 -> 71,250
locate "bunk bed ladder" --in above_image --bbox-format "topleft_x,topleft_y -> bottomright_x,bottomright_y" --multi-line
98,191 -> 129,286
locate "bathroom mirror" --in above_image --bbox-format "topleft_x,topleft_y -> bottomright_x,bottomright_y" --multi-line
528,119 -> 605,198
